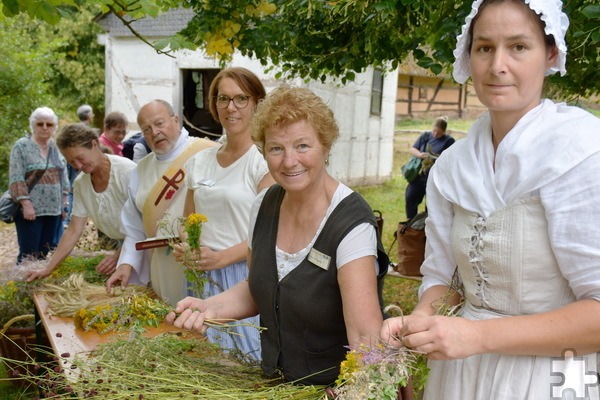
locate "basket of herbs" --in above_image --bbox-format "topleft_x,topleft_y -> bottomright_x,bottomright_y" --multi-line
0,255 -> 105,386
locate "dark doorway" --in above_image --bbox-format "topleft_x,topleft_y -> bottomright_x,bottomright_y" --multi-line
181,69 -> 223,139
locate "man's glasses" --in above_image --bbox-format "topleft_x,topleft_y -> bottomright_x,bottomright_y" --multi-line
215,95 -> 250,109
36,122 -> 55,128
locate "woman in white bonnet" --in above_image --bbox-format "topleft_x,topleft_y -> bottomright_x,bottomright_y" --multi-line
382,0 -> 600,399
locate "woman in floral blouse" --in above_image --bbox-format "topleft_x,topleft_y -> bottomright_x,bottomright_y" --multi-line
9,107 -> 69,264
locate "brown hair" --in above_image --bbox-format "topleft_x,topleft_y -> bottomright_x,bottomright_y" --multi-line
103,111 -> 128,129
56,123 -> 99,150
467,0 -> 557,54
208,67 -> 266,121
433,116 -> 448,132
251,86 -> 340,153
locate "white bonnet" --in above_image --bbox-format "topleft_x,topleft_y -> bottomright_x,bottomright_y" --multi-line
452,0 -> 569,84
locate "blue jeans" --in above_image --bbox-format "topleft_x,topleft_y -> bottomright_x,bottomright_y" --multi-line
15,212 -> 61,264
405,174 -> 428,220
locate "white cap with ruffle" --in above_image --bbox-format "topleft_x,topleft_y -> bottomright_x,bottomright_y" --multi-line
452,0 -> 569,84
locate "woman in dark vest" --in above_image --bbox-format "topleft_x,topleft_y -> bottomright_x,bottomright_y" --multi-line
166,86 -> 388,386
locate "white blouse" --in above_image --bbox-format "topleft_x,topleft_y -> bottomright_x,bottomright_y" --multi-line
248,183 -> 378,281
421,100 -> 600,301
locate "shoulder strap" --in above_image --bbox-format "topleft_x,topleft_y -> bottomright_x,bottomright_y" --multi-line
28,147 -> 52,191
141,138 -> 216,237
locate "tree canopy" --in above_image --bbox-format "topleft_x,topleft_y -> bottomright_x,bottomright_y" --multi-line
2,0 -> 598,100
0,4 -> 104,188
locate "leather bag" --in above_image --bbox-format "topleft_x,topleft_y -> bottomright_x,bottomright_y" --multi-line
394,212 -> 427,277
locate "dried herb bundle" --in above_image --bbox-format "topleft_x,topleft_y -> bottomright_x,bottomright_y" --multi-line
19,334 -> 326,399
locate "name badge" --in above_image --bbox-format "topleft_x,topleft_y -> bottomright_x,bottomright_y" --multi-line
308,248 -> 331,271
199,178 -> 216,187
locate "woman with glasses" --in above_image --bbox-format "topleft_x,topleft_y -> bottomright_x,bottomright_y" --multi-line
8,107 -> 70,264
98,111 -> 129,157
25,123 -> 136,282
173,67 -> 275,361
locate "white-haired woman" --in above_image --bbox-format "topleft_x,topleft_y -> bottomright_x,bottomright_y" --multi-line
9,107 -> 70,264
382,1 -> 600,399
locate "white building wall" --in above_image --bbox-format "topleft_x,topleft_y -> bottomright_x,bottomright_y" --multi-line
104,36 -> 396,184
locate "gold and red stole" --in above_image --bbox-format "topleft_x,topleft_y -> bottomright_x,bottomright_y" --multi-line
142,138 -> 216,237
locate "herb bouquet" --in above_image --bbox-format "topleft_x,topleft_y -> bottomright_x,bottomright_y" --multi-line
329,338 -> 428,400
176,213 -> 220,296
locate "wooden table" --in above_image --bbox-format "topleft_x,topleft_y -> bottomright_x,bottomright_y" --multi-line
33,292 -> 199,380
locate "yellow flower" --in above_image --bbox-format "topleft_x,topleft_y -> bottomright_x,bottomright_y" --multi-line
336,350 -> 364,385
187,213 -> 208,225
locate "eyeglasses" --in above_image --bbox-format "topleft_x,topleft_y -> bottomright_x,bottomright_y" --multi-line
215,95 -> 250,109
36,122 -> 55,128
141,116 -> 174,136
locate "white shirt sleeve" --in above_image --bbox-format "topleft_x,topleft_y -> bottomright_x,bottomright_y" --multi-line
132,142 -> 149,164
541,152 -> 600,301
71,177 -> 89,218
336,222 -> 377,268
116,169 -> 149,285
418,174 -> 459,298
247,189 -> 267,250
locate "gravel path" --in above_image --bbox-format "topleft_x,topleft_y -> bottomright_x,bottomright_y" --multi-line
0,222 -> 105,284
0,223 -> 22,283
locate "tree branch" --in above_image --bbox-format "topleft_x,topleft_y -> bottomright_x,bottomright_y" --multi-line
107,4 -> 175,59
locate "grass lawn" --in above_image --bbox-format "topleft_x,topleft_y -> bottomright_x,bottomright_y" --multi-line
353,118 -> 470,315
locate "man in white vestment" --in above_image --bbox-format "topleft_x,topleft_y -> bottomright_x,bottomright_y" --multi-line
106,100 -> 215,306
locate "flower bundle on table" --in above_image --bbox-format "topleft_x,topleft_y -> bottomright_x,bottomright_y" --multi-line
73,293 -> 171,335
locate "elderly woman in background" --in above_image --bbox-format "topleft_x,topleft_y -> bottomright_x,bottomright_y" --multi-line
99,111 -> 129,157
26,123 -> 137,281
9,107 -> 70,264
167,86 -> 388,385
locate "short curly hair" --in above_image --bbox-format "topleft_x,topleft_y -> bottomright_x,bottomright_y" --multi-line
251,86 -> 339,153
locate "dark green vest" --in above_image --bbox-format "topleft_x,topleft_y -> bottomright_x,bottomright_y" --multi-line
248,184 -> 388,385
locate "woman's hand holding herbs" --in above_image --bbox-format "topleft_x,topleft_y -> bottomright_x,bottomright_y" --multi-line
166,296 -> 212,334
173,213 -> 215,269
173,241 -> 196,264
193,247 -> 225,271
173,242 -> 223,270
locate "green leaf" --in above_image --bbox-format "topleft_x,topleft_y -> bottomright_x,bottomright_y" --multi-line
582,5 -> 600,19
2,0 -> 21,16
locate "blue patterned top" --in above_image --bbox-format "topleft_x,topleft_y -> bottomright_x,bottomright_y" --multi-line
9,136 -> 69,216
